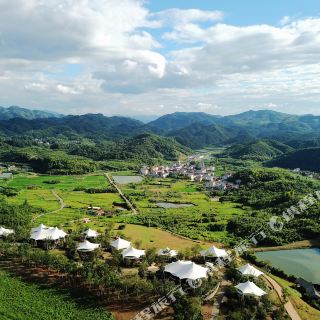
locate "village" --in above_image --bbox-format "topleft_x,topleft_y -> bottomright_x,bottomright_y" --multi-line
140,155 -> 241,191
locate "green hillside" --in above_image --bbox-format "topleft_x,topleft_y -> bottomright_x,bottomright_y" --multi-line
226,140 -> 294,161
168,122 -> 234,149
267,147 -> 320,172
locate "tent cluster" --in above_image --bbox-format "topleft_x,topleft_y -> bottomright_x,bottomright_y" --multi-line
235,264 -> 266,297
110,237 -> 146,260
0,226 -> 14,237
30,224 -> 67,241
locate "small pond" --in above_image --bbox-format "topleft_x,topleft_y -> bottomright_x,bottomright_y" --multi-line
113,175 -> 143,184
256,248 -> 320,284
156,202 -> 195,209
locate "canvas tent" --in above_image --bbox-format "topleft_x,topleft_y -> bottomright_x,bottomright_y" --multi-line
77,240 -> 100,252
200,246 -> 228,258
30,225 -> 67,241
157,247 -> 178,257
122,246 -> 145,259
235,281 -> 266,297
0,226 -> 14,237
164,260 -> 208,280
111,237 -> 131,250
237,264 -> 264,277
83,228 -> 99,239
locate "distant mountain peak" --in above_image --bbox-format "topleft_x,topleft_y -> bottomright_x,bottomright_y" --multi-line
0,105 -> 64,120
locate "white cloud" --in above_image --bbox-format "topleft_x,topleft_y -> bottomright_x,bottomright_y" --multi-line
0,1 -> 319,116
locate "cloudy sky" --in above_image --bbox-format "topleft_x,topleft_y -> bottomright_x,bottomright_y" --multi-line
1,0 -> 320,118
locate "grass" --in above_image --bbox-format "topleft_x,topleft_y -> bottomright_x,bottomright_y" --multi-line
112,224 -> 213,250
0,269 -> 113,320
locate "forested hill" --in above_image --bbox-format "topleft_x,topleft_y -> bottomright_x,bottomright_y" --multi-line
224,140 -> 294,161
0,113 -> 143,139
266,147 -> 320,172
0,106 -> 63,120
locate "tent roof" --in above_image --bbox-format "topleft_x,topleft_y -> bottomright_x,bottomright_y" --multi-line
77,240 -> 100,252
0,226 -> 14,236
164,260 -> 208,280
83,228 -> 99,238
122,246 -> 145,259
157,247 -> 178,257
235,281 -> 266,297
237,264 -> 264,277
200,246 -> 228,258
111,237 -> 131,250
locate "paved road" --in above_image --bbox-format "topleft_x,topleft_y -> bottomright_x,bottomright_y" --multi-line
105,173 -> 138,214
34,190 -> 65,220
263,274 -> 302,320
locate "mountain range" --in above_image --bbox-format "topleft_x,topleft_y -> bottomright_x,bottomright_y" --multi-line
0,106 -> 319,170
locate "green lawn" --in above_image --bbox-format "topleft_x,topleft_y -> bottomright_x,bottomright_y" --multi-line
0,269 -> 113,320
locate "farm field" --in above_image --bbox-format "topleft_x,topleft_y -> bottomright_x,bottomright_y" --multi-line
0,172 -> 248,244
0,173 -> 125,226
120,176 -> 247,243
0,269 -> 113,320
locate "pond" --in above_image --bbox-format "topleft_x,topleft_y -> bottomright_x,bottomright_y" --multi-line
256,248 -> 320,284
156,202 -> 195,209
113,175 -> 143,184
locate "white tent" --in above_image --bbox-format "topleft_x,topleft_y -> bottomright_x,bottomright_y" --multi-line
164,260 -> 208,280
235,281 -> 266,297
200,246 -> 228,258
77,240 -> 100,252
122,246 -> 145,259
30,225 -> 67,241
237,264 -> 264,277
83,228 -> 99,239
0,226 -> 14,237
111,237 -> 131,250
157,247 -> 178,257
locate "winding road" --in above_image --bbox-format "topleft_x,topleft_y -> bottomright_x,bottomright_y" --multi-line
263,274 -> 302,320
34,190 -> 65,221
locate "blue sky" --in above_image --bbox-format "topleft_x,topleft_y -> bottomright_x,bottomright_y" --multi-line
147,0 -> 320,25
0,0 -> 319,117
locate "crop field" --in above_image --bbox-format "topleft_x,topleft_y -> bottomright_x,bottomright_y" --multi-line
0,173 -> 124,226
0,172 -> 247,243
0,269 -> 113,320
121,177 -> 247,243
